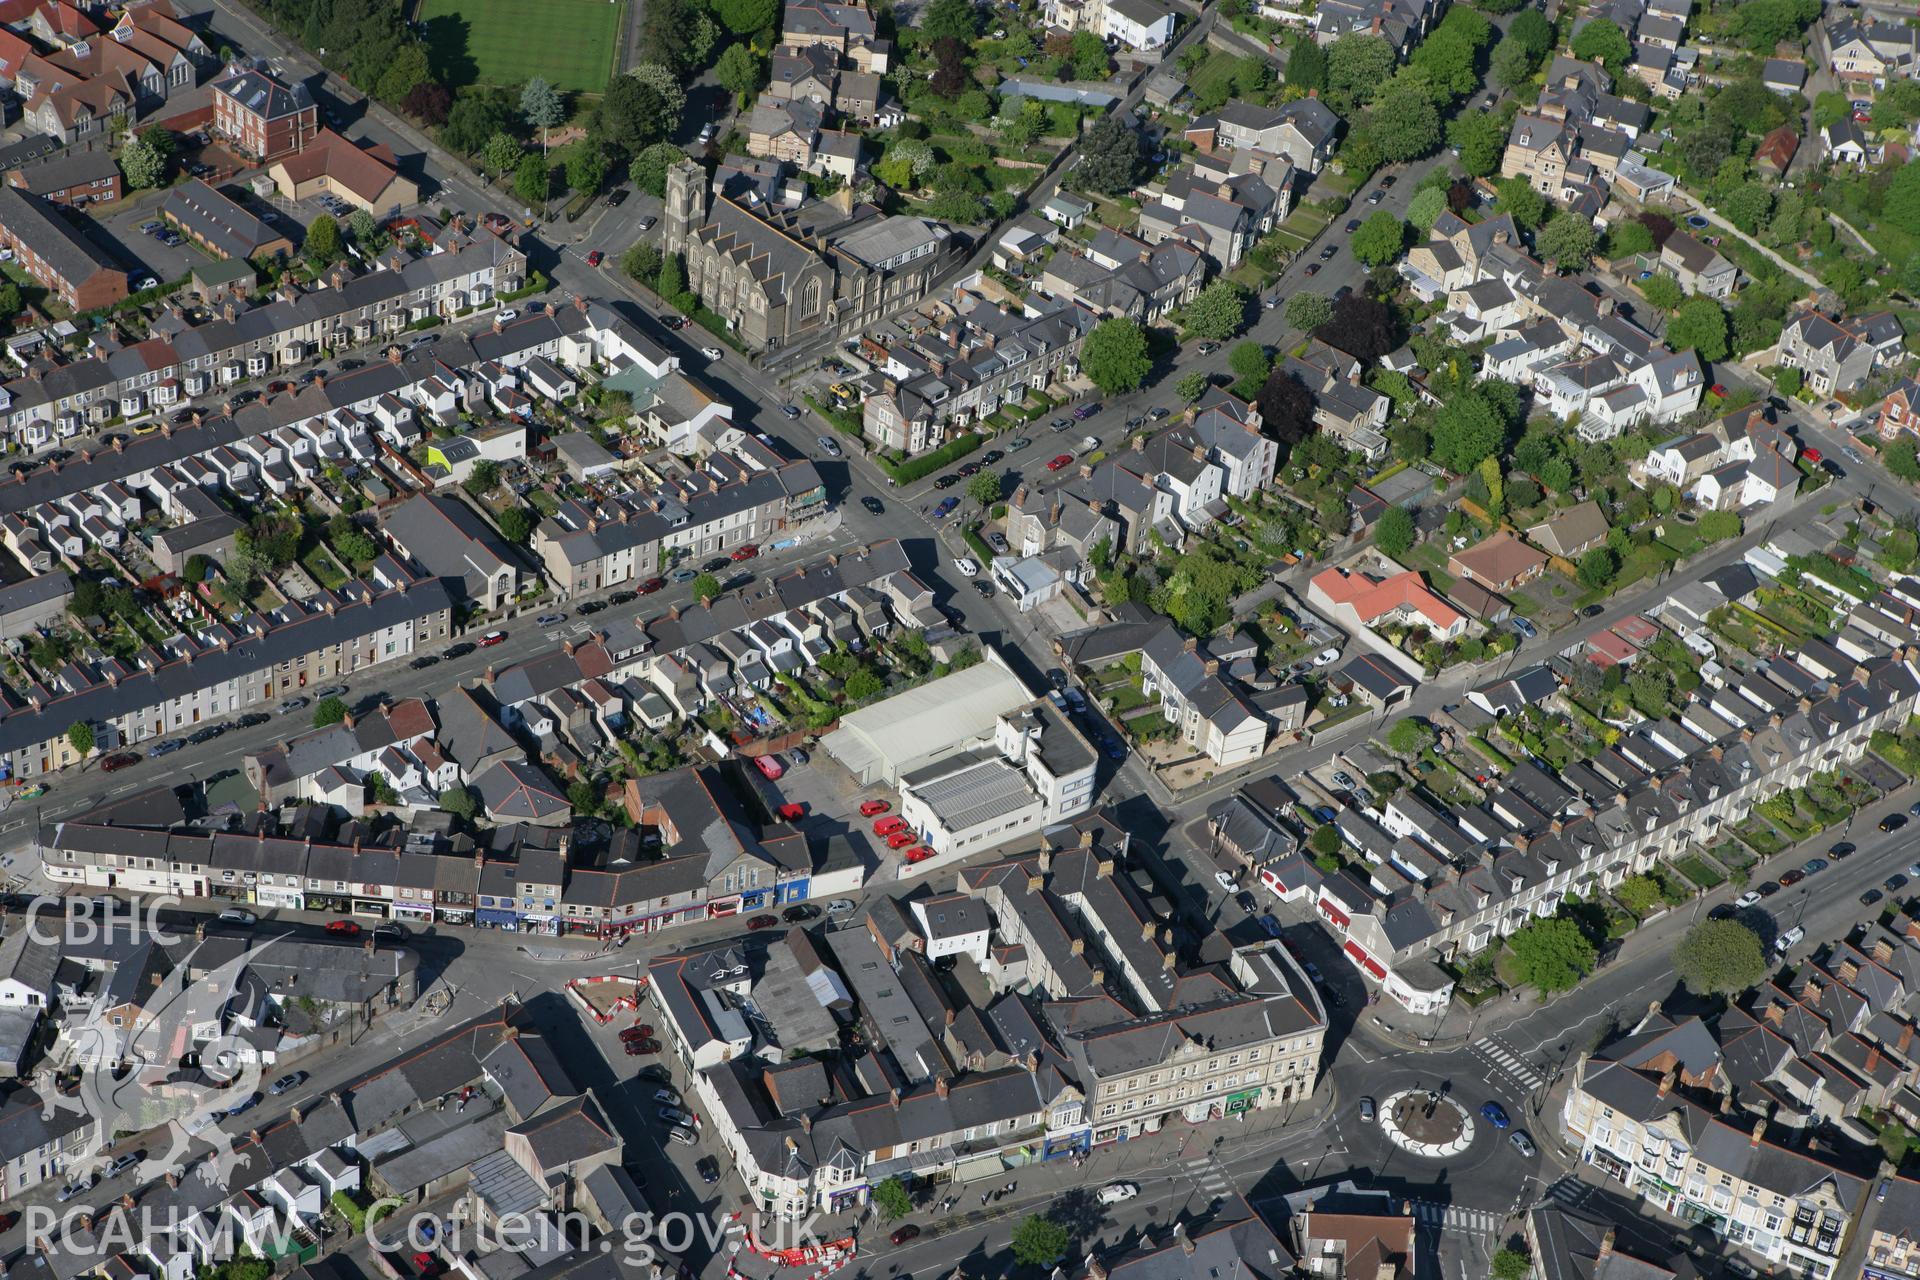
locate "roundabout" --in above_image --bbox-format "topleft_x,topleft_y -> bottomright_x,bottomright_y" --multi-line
1378,1088 -> 1476,1158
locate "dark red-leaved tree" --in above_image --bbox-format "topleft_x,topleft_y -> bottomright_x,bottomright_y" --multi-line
403,82 -> 453,126
1257,368 -> 1316,447
931,37 -> 969,98
1637,210 -> 1676,247
1314,294 -> 1399,362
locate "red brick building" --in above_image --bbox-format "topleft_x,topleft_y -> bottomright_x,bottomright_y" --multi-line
211,63 -> 317,164
0,184 -> 127,310
6,149 -> 122,207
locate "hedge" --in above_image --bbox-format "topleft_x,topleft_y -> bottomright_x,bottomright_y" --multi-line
881,432 -> 985,484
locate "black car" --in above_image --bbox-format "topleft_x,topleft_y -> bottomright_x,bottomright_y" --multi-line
1756,880 -> 1781,897
1888,874 -> 1910,893
577,600 -> 607,615
703,556 -> 731,573
974,579 -> 995,597
1344,218 -> 1362,232
1861,888 -> 1884,907
980,450 -> 1004,465
1580,604 -> 1604,618
1830,841 -> 1856,859
782,904 -> 821,922
934,474 -> 960,489
447,642 -> 477,658
861,496 -> 885,515
610,590 -> 639,605
237,712 -> 272,729
1882,814 -> 1909,833
608,188 -> 630,207
188,724 -> 226,745
410,654 -> 441,670
696,1156 -> 721,1185
1319,244 -> 1338,260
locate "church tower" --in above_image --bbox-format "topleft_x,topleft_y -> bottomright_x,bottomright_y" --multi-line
663,159 -> 707,258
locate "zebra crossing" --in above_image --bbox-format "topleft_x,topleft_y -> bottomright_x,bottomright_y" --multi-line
1541,1176 -> 1599,1211
1183,1154 -> 1233,1197
1408,1200 -> 1503,1236
1471,1035 -> 1546,1094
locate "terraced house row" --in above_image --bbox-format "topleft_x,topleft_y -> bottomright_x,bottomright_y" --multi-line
1246,647 -> 1920,1015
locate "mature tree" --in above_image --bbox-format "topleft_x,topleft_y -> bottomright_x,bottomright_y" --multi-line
514,153 -> 550,205
305,214 -> 342,262
403,81 -> 453,125
596,73 -> 671,155
67,723 -> 94,757
482,131 -> 523,176
1229,342 -> 1272,388
844,667 -> 884,701
1351,211 -> 1408,267
1076,115 -> 1144,194
1641,273 -> 1684,312
1490,37 -> 1534,91
1376,505 -> 1417,558
1431,390 -> 1505,472
1068,29 -> 1110,79
442,90 -> 511,155
1257,368 -> 1316,445
1495,176 -> 1547,229
1492,1249 -> 1532,1280
930,35 -> 970,97
1885,162 -> 1920,237
312,697 -> 349,727
1888,437 -> 1920,484
1326,34 -> 1397,107
1411,23 -> 1485,100
1315,293 -> 1398,361
521,78 -> 566,154
1385,716 -> 1436,756
1615,875 -> 1664,917
1721,182 -> 1774,235
1448,109 -> 1506,176
1406,186 -> 1447,233
566,149 -> 607,198
713,0 -> 778,34
1675,919 -> 1769,996
691,572 -> 722,601
1081,318 -> 1151,394
632,142 -> 685,197
966,470 -> 1003,510
1184,280 -> 1250,340
1507,917 -> 1598,993
1509,7 -> 1553,59
1570,18 -> 1630,70
640,0 -> 707,72
716,42 -> 764,104
1668,296 -> 1731,362
873,1178 -> 913,1223
119,135 -> 166,189
923,0 -> 979,41
375,43 -> 431,103
1537,213 -> 1597,272
439,785 -> 479,821
1012,1217 -> 1069,1269
346,208 -> 378,246
1731,0 -> 1820,49
926,190 -> 985,223
1288,34 -> 1327,92
1578,546 -> 1619,591
1176,370 -> 1211,401
497,507 -> 534,544
1285,292 -> 1332,332
1367,88 -> 1441,162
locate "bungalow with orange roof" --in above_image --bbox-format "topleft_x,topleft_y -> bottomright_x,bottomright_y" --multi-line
1308,564 -> 1470,641
1447,530 -> 1548,593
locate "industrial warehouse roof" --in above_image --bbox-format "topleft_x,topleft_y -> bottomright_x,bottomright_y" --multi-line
820,649 -> 1031,786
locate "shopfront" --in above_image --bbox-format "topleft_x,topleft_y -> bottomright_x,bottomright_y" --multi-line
521,913 -> 559,936
475,908 -> 521,930
351,899 -> 391,919
392,901 -> 435,922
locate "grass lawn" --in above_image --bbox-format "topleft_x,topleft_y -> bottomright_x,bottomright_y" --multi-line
419,0 -> 624,93
1673,855 -> 1725,891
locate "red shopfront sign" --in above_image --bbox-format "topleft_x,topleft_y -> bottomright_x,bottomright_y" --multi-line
1318,897 -> 1350,931
1343,939 -> 1388,981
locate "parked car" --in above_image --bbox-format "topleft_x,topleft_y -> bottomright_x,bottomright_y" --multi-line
1888,874 -> 1910,893
666,1125 -> 698,1146
886,831 -> 917,849
859,799 -> 892,817
620,1025 -> 656,1042
731,544 -> 760,561
782,904 -> 821,922
1047,453 -> 1075,471
827,899 -> 857,915
410,655 -> 441,670
659,1105 -> 696,1127
1734,891 -> 1762,909
326,920 -> 361,937
1098,1182 -> 1139,1205
276,697 -> 308,714
535,613 -> 566,627
1861,888 -> 1884,907
904,846 -> 935,864
1319,244 -> 1338,260
149,738 -> 186,757
1779,869 -> 1806,887
890,1225 -> 922,1246
1775,926 -> 1806,954
479,630 -> 508,647
697,1156 -> 721,1185
953,557 -> 979,578
1756,880 -> 1781,897
1511,616 -> 1538,639
313,684 -> 347,699
1883,814 -> 1909,832
100,752 -> 141,772
745,914 -> 778,930
269,1072 -> 305,1095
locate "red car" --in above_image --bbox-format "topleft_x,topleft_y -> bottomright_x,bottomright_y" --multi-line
326,920 -> 362,938
620,1024 -> 655,1041
479,630 -> 508,647
100,752 -> 141,772
886,831 -> 917,849
905,846 -> 935,864
745,914 -> 778,930
1710,383 -> 1728,397
859,799 -> 892,817
637,577 -> 666,594
413,1255 -> 441,1277
1803,446 -> 1823,464
586,250 -> 604,267
731,544 -> 759,561
1046,453 -> 1074,471
873,815 -> 908,836
624,1038 -> 660,1055
776,802 -> 807,821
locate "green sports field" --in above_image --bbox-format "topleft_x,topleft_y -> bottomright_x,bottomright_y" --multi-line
419,0 -> 625,94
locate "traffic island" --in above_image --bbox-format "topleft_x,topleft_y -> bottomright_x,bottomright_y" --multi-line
1379,1088 -> 1476,1158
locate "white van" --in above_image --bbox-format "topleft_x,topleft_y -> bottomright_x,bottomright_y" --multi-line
1775,926 -> 1805,954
